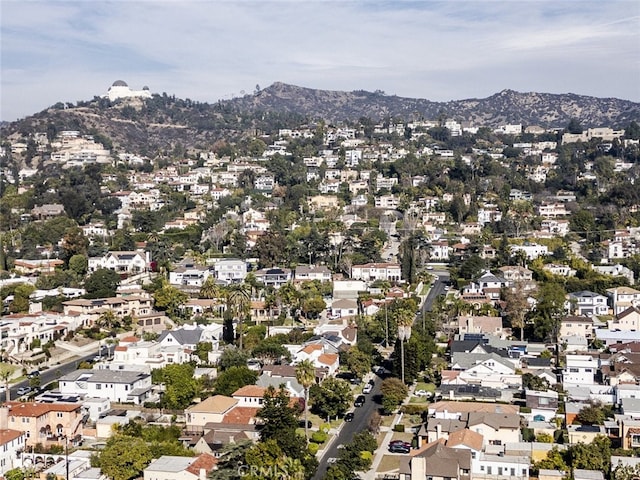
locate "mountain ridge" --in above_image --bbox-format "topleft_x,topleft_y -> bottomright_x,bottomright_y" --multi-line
2,82 -> 638,156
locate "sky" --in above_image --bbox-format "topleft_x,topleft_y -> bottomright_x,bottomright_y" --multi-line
1,0 -> 639,122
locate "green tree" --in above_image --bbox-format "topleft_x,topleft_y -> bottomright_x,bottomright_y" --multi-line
501,280 -> 530,341
194,341 -> 213,363
217,348 -> 250,371
153,363 -> 200,409
309,377 -> 352,421
68,254 -> 88,277
61,226 -> 89,263
9,283 -> 35,313
226,283 -> 251,349
568,435 -> 611,474
522,372 -> 549,392
85,268 -> 120,299
342,347 -> 372,379
153,279 -> 188,320
533,282 -> 567,361
380,377 -> 408,413
575,402 -> 606,425
0,363 -> 16,402
96,435 -> 153,480
214,366 -> 258,396
295,359 -> 316,442
244,439 -> 305,480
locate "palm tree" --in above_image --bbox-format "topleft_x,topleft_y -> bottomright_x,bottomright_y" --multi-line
226,283 -> 251,350
0,363 -> 16,403
396,308 -> 414,384
295,359 -> 316,442
199,276 -> 220,300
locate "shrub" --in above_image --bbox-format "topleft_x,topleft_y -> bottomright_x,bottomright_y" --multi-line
392,424 -> 405,432
311,431 -> 328,444
401,404 -> 429,415
307,442 -> 319,455
320,423 -> 331,433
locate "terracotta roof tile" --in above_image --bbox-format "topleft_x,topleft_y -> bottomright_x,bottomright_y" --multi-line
222,407 -> 260,425
185,453 -> 218,476
232,385 -> 266,397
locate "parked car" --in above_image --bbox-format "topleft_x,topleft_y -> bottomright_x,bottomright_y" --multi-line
27,371 -> 40,379
390,440 -> 411,448
414,389 -> 431,397
388,443 -> 410,454
362,383 -> 373,394
16,387 -> 31,396
344,412 -> 354,422
354,395 -> 365,407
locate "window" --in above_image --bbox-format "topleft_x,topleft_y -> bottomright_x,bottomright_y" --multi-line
487,466 -> 492,475
511,468 -> 516,476
96,384 -> 102,390
631,434 -> 640,447
57,412 -> 63,418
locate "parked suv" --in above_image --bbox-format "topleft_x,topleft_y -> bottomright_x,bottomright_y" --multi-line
354,395 -> 365,407
16,387 -> 31,396
362,383 -> 373,394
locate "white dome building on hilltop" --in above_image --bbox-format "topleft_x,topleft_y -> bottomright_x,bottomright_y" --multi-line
105,80 -> 152,102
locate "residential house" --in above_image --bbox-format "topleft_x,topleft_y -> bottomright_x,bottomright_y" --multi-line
31,203 -> 65,220
450,352 -> 520,389
0,429 -> 25,475
595,266 -> 635,285
608,307 -> 640,332
186,396 -> 238,432
399,441 -> 471,480
88,251 -> 149,274
330,299 -> 358,318
567,424 -> 606,444
563,355 -> 598,387
456,316 -> 504,338
169,260 -> 211,287
294,344 -> 340,376
466,411 -> 521,446
253,267 -> 292,289
560,316 -> 594,340
543,264 -> 576,277
511,243 -> 549,260
58,370 -> 153,404
607,287 -> 640,316
143,453 -> 217,480
0,403 -> 82,448
498,266 -> 533,283
191,423 -> 258,456
212,258 -> 247,283
13,259 -> 64,276
351,263 -> 402,282
525,390 -> 559,422
294,265 -> 332,283
567,291 -> 609,316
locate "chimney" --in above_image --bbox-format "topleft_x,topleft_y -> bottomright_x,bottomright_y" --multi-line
199,468 -> 206,480
0,406 -> 9,430
436,423 -> 442,439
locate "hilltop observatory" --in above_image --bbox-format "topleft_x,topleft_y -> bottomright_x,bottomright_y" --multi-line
105,80 -> 152,102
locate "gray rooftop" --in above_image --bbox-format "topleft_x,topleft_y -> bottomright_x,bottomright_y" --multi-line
60,369 -> 149,384
145,455 -> 194,473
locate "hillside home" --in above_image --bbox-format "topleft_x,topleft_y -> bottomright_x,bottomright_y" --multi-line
456,316 -> 504,338
143,453 -> 217,480
88,251 -> 149,274
560,316 -> 594,340
211,258 -> 247,283
567,291 -> 609,316
13,259 -> 65,276
294,344 -> 340,375
0,429 -> 25,476
608,307 -> 640,331
59,370 -> 153,404
294,265 -> 332,283
607,287 -> 640,315
498,266 -> 533,283
186,396 -> 238,432
399,441 -> 472,480
253,267 -> 292,288
510,243 -> 549,260
351,263 -> 401,282
0,402 -> 82,448
563,355 -> 598,387
543,263 -> 576,277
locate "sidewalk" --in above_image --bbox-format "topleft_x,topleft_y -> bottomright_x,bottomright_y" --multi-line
364,385 -> 414,480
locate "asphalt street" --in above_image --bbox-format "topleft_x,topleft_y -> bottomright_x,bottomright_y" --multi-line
5,349 -> 102,402
312,374 -> 383,480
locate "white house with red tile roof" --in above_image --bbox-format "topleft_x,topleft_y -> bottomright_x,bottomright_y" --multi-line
0,429 -> 25,475
143,452 -> 218,480
294,344 -> 340,376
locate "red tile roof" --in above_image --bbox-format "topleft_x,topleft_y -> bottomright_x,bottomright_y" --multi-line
185,453 -> 218,476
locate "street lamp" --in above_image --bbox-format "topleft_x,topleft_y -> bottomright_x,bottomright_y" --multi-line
64,434 -> 69,480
